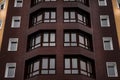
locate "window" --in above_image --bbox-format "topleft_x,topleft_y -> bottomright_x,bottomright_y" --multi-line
0,1 -> 5,10
30,8 -> 56,27
25,56 -> 56,79
64,8 -> 90,26
64,55 -> 95,78
31,0 -> 56,7
64,0 -> 89,6
106,62 -> 118,77
14,0 -> 23,7
5,63 -> 16,78
98,0 -> 107,6
64,30 -> 92,51
117,0 -> 120,8
100,15 -> 110,27
11,16 -> 21,28
103,37 -> 113,50
28,31 -> 56,50
8,38 -> 19,51
0,20 -> 2,29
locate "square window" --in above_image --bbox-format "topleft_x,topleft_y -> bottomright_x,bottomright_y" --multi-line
8,38 -> 19,51
100,15 -> 110,27
14,0 -> 23,7
103,37 -> 113,50
106,62 -> 118,77
98,0 -> 107,6
11,16 -> 21,28
5,63 -> 16,78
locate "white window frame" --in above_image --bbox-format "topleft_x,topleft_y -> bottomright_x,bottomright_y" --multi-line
100,15 -> 110,27
103,37 -> 113,50
106,62 -> 118,77
98,0 -> 107,6
11,16 -> 21,28
8,38 -> 19,51
14,0 -> 23,7
5,63 -> 16,78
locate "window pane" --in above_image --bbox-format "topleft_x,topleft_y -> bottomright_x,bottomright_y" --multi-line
43,33 -> 49,42
50,33 -> 55,42
102,19 -> 108,25
45,12 -> 49,19
64,70 -> 71,74
108,66 -> 115,76
35,35 -> 41,44
70,12 -> 75,18
41,70 -> 48,74
104,41 -> 111,50
65,58 -> 70,68
49,70 -> 55,74
78,14 -> 83,21
71,33 -> 76,42
65,33 -> 70,42
11,42 -> 17,51
8,67 -> 15,77
72,58 -> 78,68
37,14 -> 42,22
64,12 -> 69,19
33,61 -> 39,71
51,12 -> 56,19
50,58 -> 55,69
87,62 -> 92,73
42,58 -> 48,69
79,35 -> 84,44
72,70 -> 79,74
80,60 -> 86,70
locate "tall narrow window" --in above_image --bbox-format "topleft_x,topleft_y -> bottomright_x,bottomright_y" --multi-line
25,56 -> 56,79
14,0 -> 23,7
98,0 -> 107,6
64,56 -> 94,78
100,15 -> 110,27
106,62 -> 118,77
11,16 -> 21,28
5,63 -> 16,78
8,38 -> 19,51
103,37 -> 113,50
